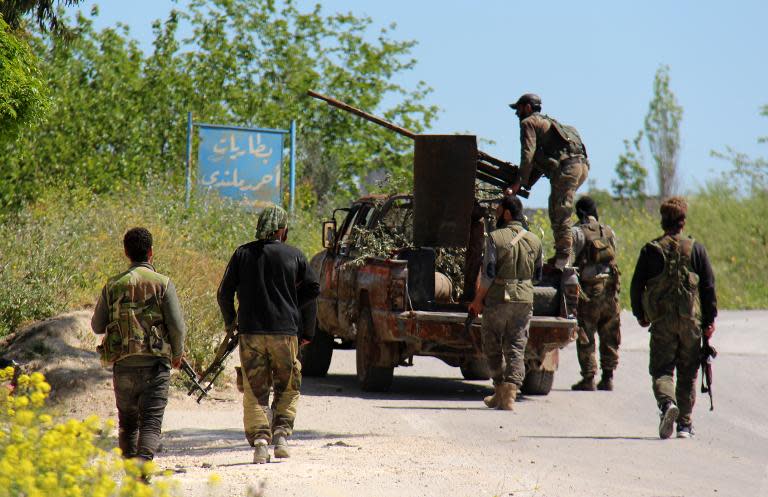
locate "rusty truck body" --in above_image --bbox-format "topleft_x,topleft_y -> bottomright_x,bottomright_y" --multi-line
301,92 -> 577,393
302,192 -> 577,393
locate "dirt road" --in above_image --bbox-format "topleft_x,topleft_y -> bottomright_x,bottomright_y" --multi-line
158,311 -> 768,497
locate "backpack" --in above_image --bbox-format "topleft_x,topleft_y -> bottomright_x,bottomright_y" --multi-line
544,115 -> 588,158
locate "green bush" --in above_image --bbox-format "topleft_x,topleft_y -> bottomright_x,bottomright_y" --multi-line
0,179 -> 322,369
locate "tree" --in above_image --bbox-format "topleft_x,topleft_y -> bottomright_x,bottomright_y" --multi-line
612,130 -> 648,199
0,16 -> 48,146
1,0 -> 438,209
644,65 -> 683,198
712,103 -> 768,194
0,0 -> 83,36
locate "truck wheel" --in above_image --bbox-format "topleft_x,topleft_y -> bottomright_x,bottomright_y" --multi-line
299,327 -> 334,377
355,307 -> 394,392
520,369 -> 554,395
460,358 -> 491,380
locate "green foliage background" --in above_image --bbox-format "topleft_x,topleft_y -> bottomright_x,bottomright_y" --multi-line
0,0 -> 767,366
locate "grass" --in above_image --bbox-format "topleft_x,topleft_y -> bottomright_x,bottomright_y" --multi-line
0,181 -> 764,366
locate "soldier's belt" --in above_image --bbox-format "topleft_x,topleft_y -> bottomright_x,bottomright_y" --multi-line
493,277 -> 532,284
561,155 -> 587,168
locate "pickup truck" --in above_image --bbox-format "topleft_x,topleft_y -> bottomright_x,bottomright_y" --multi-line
301,193 -> 578,394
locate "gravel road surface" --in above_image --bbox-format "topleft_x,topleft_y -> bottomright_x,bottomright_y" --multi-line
158,311 -> 768,497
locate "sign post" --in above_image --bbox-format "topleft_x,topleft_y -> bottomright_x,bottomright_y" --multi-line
185,114 -> 297,211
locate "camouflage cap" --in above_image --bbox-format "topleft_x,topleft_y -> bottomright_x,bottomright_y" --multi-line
509,93 -> 542,110
255,204 -> 288,240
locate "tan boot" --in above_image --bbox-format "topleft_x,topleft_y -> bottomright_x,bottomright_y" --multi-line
498,383 -> 517,411
483,384 -> 500,408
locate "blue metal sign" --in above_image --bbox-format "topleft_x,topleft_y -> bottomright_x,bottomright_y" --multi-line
196,126 -> 284,208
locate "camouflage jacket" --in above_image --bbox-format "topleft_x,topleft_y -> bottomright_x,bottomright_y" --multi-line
519,112 -> 587,188
91,262 -> 186,366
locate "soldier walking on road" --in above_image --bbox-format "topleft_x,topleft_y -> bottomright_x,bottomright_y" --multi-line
92,227 -> 187,463
469,195 -> 543,410
217,205 -> 320,463
570,196 -> 622,392
508,93 -> 589,269
630,197 -> 717,439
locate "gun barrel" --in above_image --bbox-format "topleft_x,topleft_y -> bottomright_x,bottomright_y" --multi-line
307,90 -> 526,194
307,90 -> 417,140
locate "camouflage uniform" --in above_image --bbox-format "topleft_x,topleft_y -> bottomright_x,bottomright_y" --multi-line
518,113 -> 589,260
91,262 -> 186,460
572,217 -> 621,380
218,204 -> 320,449
631,234 -> 717,426
240,334 -> 302,445
480,221 -> 543,387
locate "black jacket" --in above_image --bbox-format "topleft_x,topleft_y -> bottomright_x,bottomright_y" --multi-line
630,236 -> 717,327
217,240 -> 320,337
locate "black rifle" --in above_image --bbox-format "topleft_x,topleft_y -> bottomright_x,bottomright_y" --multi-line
183,330 -> 240,403
700,336 -> 717,411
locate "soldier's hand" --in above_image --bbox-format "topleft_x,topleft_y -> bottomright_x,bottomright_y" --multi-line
468,300 -> 483,318
638,319 -> 650,328
300,338 -> 312,347
703,323 -> 716,339
506,183 -> 521,195
172,355 -> 183,370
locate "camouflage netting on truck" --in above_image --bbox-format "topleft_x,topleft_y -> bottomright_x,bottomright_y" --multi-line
348,224 -> 466,303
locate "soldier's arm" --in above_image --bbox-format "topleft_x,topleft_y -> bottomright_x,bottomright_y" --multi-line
692,242 -> 717,328
296,253 -> 320,307
217,249 -> 240,330
161,280 -> 187,361
630,245 -> 653,323
519,118 -> 538,188
91,287 -> 109,334
469,236 -> 496,315
571,226 -> 586,260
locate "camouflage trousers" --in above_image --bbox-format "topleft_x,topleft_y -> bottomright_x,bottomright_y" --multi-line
239,334 -> 302,445
576,281 -> 621,378
549,160 -> 589,259
649,315 -> 701,426
481,302 -> 532,386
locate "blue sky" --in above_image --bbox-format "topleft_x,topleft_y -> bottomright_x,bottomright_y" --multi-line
68,0 -> 768,206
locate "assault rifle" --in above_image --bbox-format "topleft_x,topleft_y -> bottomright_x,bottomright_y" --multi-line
700,336 -> 717,411
182,329 -> 240,403
307,90 -> 529,198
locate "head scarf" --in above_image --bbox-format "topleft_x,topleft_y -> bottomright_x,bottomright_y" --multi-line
255,204 -> 288,240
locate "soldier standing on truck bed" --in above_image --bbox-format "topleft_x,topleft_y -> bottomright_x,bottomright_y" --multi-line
630,197 -> 717,439
508,93 -> 589,269
217,205 -> 320,463
91,227 -> 187,464
569,196 -> 621,392
469,195 -> 543,410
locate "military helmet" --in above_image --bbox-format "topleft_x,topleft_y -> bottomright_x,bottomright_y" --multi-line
509,93 -> 542,110
255,204 -> 288,240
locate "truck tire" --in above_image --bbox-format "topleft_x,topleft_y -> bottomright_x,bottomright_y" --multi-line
299,328 -> 334,377
460,358 -> 491,380
355,307 -> 394,392
533,286 -> 559,316
520,369 -> 555,396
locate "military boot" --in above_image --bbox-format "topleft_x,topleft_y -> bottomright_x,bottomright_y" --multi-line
273,433 -> 290,459
253,439 -> 270,464
597,370 -> 614,391
483,384 -> 500,408
497,383 -> 517,411
571,375 -> 596,391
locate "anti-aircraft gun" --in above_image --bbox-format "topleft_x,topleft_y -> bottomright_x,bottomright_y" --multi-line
307,90 -> 529,197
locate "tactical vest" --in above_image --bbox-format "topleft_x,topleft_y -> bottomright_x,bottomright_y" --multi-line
575,219 -> 616,272
486,223 -> 541,305
98,264 -> 173,366
535,115 -> 588,177
641,235 -> 701,323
